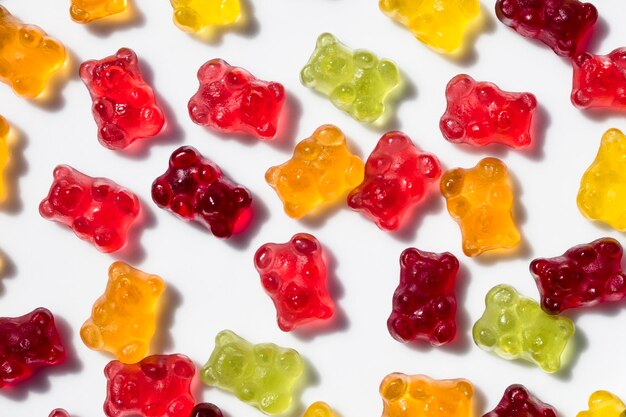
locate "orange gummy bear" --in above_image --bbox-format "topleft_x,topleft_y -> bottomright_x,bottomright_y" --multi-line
70,0 -> 127,23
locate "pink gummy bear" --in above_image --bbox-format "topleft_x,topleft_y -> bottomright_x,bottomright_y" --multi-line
571,48 -> 626,111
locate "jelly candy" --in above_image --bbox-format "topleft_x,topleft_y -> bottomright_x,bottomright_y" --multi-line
440,74 -> 537,148
304,402 -> 337,417
484,385 -> 557,417
80,261 -> 165,364
70,0 -> 127,23
578,391 -> 626,417
440,158 -> 520,257
0,6 -> 67,98
49,409 -> 70,417
348,132 -> 441,231
191,403 -> 224,417
472,284 -> 575,373
301,33 -> 401,123
387,248 -> 459,346
266,125 -> 364,219
572,49 -> 626,111
39,165 -> 141,253
254,233 -> 334,331
577,128 -> 626,230
0,308 -> 66,388
380,373 -> 474,417
0,115 -> 9,202
379,0 -> 480,53
200,330 -> 304,415
188,58 -> 285,139
495,0 -> 597,57
169,0 -> 241,32
80,48 -> 165,150
104,354 -> 195,417
152,146 -> 252,238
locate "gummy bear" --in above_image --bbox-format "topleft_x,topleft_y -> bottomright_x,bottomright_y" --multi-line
301,33 -> 401,123
484,385 -> 557,417
440,74 -> 537,148
200,330 -> 304,415
188,59 -> 285,139
254,233 -> 334,331
495,0 -> 597,57
577,128 -> 626,231
49,409 -> 70,417
440,158 -> 520,257
80,48 -> 165,150
39,165 -> 141,253
379,0 -> 480,53
0,308 -> 66,388
191,403 -> 224,417
265,125 -> 364,219
472,284 -> 575,373
380,373 -> 474,417
348,131 -> 441,231
0,6 -> 67,98
152,146 -> 252,238
169,0 -> 241,32
80,261 -> 165,364
304,402 -> 337,417
70,0 -> 127,23
104,354 -> 195,417
387,248 -> 459,346
578,391 -> 626,417
0,115 -> 9,202
571,48 -> 626,111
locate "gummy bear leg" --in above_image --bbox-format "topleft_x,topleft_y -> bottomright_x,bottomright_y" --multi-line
353,99 -> 383,123
118,340 -> 147,364
173,7 -> 203,32
80,322 -> 105,349
330,84 -> 356,110
260,392 -> 290,415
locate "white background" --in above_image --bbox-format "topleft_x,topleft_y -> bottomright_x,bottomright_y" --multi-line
1,0 -> 626,416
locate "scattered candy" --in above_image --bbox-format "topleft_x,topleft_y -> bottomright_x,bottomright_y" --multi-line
484,385 -> 557,417
191,403 -> 224,417
70,0 -> 127,23
304,402 -> 337,417
572,48 -> 626,111
0,115 -> 9,202
578,391 -> 626,417
169,0 -> 241,33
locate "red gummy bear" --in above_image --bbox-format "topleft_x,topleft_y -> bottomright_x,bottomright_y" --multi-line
152,146 -> 252,238
530,238 -> 626,314
483,385 -> 557,417
39,165 -> 141,253
188,59 -> 285,140
254,233 -> 335,331
347,132 -> 441,231
104,354 -> 195,417
0,308 -> 66,388
571,48 -> 626,111
495,0 -> 597,57
80,48 -> 165,150
191,403 -> 224,417
49,409 -> 70,417
440,74 -> 537,148
387,248 -> 459,346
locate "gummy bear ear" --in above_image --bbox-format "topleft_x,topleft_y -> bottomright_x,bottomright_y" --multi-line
446,74 -> 474,99
53,165 -> 72,180
198,59 -> 228,83
109,261 -> 130,281
610,49 -> 626,66
147,276 -> 165,296
292,233 -> 319,255
572,52 -> 593,68
79,60 -> 97,82
215,330 -> 238,347
116,48 -> 136,64
455,381 -> 474,399
104,360 -> 123,379
268,82 -> 285,101
317,33 -> 337,47
380,373 -> 408,400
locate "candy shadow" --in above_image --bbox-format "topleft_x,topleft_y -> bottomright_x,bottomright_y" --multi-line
114,196 -> 157,264
152,283 -> 183,354
553,326 -> 588,381
391,187 -> 445,243
269,91 -> 301,153
0,248 -> 16,298
226,192 -> 270,251
189,0 -> 260,45
442,3 -> 496,68
0,124 -> 29,214
582,15 -> 610,58
368,70 -> 418,132
84,1 -> 146,37
564,299 -> 626,321
29,48 -> 80,112
289,356 -> 320,417
472,384 -> 488,417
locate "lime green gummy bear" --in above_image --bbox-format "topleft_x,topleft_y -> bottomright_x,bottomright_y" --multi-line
300,33 -> 401,124
200,330 -> 305,415
472,284 -> 575,373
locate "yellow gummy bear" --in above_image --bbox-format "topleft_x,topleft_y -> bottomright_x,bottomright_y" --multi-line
380,373 -> 474,417
379,0 -> 480,53
0,116 -> 9,203
70,0 -> 127,23
440,157 -> 520,257
577,128 -> 626,231
169,0 -> 241,32
0,6 -> 66,98
578,391 -> 626,417
304,402 -> 338,417
80,261 -> 165,364
266,125 -> 365,219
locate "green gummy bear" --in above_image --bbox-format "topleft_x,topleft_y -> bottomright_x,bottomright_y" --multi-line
300,33 -> 401,124
200,330 -> 305,415
472,284 -> 575,373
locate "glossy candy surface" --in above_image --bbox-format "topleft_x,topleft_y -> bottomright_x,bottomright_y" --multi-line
39,165 -> 141,253
152,146 -> 252,238
472,284 -> 575,372
348,132 -> 441,231
80,48 -> 165,150
191,403 -> 224,417
0,115 -> 9,202
578,391 -> 626,417
70,0 -> 127,23
200,330 -> 304,415
49,409 -> 70,417
169,0 -> 241,32
0,308 -> 66,388
301,33 -> 400,123
484,385 -> 557,417
80,261 -> 165,363
266,125 -> 364,219
188,59 -> 285,139
440,74 -> 537,148
572,49 -> 626,111
304,402 -> 337,417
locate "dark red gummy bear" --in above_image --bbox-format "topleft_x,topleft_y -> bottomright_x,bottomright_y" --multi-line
191,403 -> 224,417
0,308 -> 66,388
530,238 -> 626,314
39,165 -> 141,253
188,58 -> 285,139
495,0 -> 597,57
571,48 -> 626,111
440,74 -> 537,148
104,354 -> 195,417
483,385 -> 557,417
80,48 -> 165,150
347,132 -> 441,231
387,248 -> 459,346
254,233 -> 335,331
152,146 -> 252,238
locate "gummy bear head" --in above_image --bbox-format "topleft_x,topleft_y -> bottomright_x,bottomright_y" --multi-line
39,165 -> 90,217
107,261 -> 164,309
80,48 -> 138,93
203,330 -> 254,386
300,33 -> 355,90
